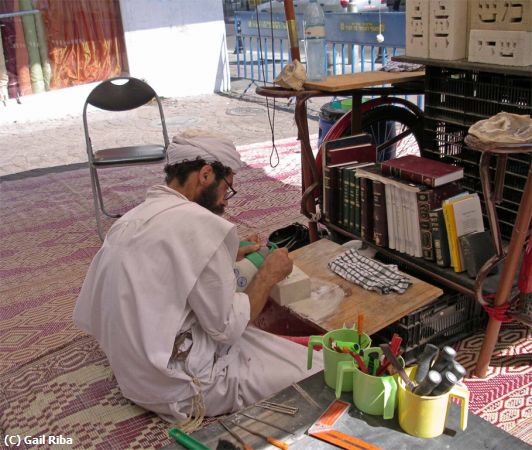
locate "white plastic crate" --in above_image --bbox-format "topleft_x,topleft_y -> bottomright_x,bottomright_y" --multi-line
469,29 -> 532,66
406,0 -> 430,58
429,0 -> 469,60
469,0 -> 532,32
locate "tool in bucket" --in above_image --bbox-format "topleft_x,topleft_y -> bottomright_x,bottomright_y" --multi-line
376,342 -> 470,437
331,339 -> 368,373
308,399 -> 382,450
402,344 -> 466,396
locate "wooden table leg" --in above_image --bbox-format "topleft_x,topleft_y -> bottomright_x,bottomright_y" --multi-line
474,164 -> 532,377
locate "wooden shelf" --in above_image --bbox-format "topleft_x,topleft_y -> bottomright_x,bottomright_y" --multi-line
324,221 -> 504,299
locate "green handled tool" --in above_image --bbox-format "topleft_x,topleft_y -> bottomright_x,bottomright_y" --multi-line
168,428 -> 211,450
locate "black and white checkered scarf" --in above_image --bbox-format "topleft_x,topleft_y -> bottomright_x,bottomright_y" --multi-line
328,249 -> 412,295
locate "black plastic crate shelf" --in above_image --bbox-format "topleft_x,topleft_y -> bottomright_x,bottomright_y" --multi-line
424,66 -> 531,131
372,291 -> 488,365
422,113 -> 531,240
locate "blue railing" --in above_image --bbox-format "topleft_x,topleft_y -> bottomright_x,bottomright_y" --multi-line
235,11 -> 407,81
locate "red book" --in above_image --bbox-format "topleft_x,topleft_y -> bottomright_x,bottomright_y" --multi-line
323,133 -> 376,167
381,155 -> 464,187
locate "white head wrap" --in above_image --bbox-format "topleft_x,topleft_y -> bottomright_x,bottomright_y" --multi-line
166,129 -> 244,173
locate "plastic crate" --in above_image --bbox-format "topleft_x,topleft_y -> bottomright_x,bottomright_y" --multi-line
373,291 -> 488,365
425,67 -> 532,126
422,66 -> 532,241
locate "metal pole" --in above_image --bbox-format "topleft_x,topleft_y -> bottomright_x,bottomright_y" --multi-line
283,0 -> 300,62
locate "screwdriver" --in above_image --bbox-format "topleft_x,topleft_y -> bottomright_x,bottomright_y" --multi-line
230,421 -> 289,450
219,421 -> 253,450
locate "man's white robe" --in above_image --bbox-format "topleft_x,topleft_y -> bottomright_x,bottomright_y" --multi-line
74,185 -> 323,421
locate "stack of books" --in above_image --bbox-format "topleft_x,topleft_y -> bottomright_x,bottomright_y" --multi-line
322,148 -> 491,275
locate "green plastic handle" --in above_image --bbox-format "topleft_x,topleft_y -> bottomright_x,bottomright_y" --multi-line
307,335 -> 323,370
382,377 -> 398,420
168,428 -> 210,450
335,360 -> 354,399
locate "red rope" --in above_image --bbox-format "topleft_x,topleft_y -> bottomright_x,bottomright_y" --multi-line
482,294 -> 513,323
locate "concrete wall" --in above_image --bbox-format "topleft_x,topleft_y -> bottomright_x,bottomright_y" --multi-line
0,1 -> 230,124
119,0 -> 231,97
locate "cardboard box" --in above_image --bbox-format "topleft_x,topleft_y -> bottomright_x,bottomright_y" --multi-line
469,0 -> 532,32
468,29 -> 532,66
406,0 -> 430,58
429,0 -> 469,60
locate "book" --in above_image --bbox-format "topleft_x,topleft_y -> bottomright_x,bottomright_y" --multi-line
391,184 -> 405,253
359,177 -> 374,242
442,193 -> 469,270
372,179 -> 388,247
323,162 -> 357,224
354,175 -> 362,235
452,193 -> 485,270
429,207 -> 451,267
385,183 -> 395,250
346,166 -> 358,233
459,231 -> 497,279
381,155 -> 464,187
346,162 -> 374,234
323,133 -> 376,167
442,192 -> 484,272
355,164 -> 423,257
324,132 -> 373,151
340,163 -> 361,230
416,182 -> 462,261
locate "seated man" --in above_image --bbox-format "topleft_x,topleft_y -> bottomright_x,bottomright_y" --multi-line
74,132 -> 323,424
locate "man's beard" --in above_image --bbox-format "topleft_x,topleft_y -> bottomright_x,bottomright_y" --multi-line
197,181 -> 224,215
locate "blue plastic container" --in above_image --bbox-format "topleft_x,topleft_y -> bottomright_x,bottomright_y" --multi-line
318,99 -> 351,147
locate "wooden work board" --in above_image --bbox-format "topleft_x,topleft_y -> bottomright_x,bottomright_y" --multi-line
288,239 -> 443,335
303,71 -> 425,92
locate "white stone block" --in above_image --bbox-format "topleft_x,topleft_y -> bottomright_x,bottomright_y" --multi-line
270,265 -> 311,306
429,0 -> 469,60
469,0 -> 532,32
406,0 -> 430,58
468,30 -> 532,66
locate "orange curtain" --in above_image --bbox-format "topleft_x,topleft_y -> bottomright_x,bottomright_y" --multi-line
38,0 -> 126,89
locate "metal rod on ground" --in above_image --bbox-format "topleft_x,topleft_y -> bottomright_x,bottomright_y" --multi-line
256,401 -> 298,415
219,421 -> 253,450
239,412 -> 295,435
292,382 -> 320,409
230,421 -> 289,450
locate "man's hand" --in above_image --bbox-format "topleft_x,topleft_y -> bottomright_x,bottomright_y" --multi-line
259,248 -> 293,284
245,248 -> 294,321
237,234 -> 261,261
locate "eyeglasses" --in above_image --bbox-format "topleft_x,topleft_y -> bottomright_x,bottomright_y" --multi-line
223,176 -> 237,200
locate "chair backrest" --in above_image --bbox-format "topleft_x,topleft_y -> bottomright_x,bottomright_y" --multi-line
83,76 -> 170,157
86,77 -> 157,111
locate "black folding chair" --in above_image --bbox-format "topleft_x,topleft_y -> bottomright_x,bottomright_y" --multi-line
82,77 -> 169,240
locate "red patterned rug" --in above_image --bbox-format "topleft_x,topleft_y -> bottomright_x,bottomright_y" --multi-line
457,323 -> 532,444
0,137 -> 530,448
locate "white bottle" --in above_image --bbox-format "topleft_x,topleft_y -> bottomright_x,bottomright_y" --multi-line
303,0 -> 327,81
